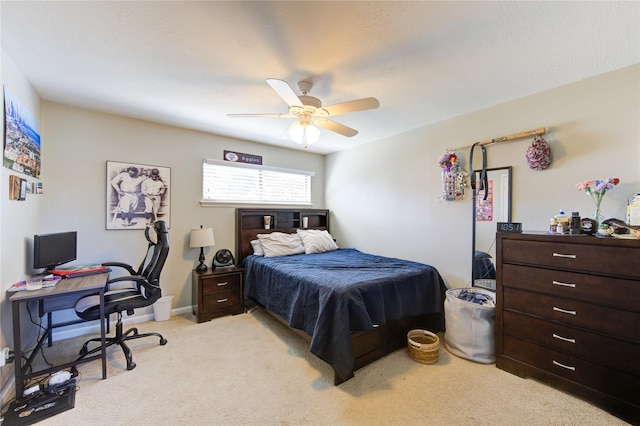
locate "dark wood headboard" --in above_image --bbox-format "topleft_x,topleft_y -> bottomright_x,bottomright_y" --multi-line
235,208 -> 330,265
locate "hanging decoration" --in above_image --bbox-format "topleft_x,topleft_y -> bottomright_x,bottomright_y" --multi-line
525,134 -> 552,171
439,127 -> 549,202
438,151 -> 466,201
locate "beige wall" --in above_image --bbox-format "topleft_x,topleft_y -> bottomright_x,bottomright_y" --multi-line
40,103 -> 325,313
0,49 -> 45,396
326,65 -> 640,289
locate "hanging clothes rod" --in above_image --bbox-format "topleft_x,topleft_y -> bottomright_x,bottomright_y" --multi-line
448,127 -> 548,151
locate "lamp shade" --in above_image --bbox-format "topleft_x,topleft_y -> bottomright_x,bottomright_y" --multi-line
189,227 -> 216,248
289,121 -> 320,146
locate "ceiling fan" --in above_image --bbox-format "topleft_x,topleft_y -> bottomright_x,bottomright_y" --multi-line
227,79 -> 380,147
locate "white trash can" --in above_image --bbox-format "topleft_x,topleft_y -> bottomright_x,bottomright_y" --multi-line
153,295 -> 174,321
444,287 -> 496,363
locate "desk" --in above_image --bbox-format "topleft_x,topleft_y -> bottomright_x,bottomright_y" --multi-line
10,273 -> 109,398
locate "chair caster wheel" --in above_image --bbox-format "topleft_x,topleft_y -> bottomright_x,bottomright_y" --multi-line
160,338 -> 168,345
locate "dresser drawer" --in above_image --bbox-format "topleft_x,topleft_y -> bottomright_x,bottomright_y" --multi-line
201,274 -> 241,296
503,288 -> 640,341
202,290 -> 242,313
502,311 -> 640,376
502,264 -> 639,311
501,239 -> 639,278
503,335 -> 640,406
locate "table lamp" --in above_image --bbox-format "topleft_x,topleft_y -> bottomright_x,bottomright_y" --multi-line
190,226 -> 216,271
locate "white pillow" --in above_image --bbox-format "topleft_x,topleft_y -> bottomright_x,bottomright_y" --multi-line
296,229 -> 339,254
250,239 -> 264,256
257,232 -> 305,258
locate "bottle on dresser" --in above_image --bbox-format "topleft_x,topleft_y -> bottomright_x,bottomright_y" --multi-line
554,210 -> 570,234
629,193 -> 640,226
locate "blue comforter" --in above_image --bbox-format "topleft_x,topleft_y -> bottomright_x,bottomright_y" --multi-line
243,248 -> 446,380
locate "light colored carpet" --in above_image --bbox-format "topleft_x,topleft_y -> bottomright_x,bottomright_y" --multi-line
31,309 -> 625,425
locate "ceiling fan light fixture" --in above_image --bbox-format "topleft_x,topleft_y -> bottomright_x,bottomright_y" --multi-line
230,78 -> 379,148
289,121 -> 320,147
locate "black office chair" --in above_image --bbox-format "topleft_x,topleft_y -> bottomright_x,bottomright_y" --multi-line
75,220 -> 170,370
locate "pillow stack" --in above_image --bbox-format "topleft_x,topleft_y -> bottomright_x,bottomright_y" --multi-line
250,229 -> 338,257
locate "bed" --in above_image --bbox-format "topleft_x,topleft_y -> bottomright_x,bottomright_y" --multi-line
236,208 -> 446,384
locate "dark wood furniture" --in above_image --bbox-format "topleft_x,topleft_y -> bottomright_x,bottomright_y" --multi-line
236,208 -> 331,262
495,232 -> 640,423
236,208 -> 444,385
192,267 -> 244,323
10,273 -> 109,398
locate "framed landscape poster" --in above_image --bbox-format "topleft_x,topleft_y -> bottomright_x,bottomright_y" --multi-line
3,87 -> 41,178
106,161 -> 171,230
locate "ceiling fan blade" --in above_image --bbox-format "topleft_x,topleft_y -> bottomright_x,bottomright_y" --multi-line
266,78 -> 303,108
227,113 -> 294,118
322,97 -> 380,116
314,118 -> 358,137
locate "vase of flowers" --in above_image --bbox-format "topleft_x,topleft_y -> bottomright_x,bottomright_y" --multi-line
576,177 -> 620,227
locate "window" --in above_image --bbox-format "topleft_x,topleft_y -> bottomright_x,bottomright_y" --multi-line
201,159 -> 314,205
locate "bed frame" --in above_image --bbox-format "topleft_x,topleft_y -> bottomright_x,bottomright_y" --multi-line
236,208 -> 445,385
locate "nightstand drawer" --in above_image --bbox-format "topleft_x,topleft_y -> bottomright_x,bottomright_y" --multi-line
201,274 -> 241,296
503,335 -> 640,407
503,287 -> 640,341
202,291 -> 242,312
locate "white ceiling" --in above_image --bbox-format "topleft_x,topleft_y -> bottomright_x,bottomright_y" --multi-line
2,1 -> 638,154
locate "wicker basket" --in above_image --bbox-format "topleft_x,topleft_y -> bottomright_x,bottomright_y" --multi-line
407,329 -> 439,364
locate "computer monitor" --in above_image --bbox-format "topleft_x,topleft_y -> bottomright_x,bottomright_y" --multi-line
33,231 -> 77,271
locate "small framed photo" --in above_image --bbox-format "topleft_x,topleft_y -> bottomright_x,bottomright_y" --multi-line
19,178 -> 27,200
9,175 -> 21,200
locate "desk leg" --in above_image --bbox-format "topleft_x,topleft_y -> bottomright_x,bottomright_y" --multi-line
99,288 -> 107,380
47,311 -> 53,347
12,300 -> 24,398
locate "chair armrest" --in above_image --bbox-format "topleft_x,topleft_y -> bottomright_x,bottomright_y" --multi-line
102,262 -> 136,275
107,275 -> 161,290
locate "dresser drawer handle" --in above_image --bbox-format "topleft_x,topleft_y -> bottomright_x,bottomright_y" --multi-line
552,252 -> 577,259
217,282 -> 228,287
552,280 -> 576,288
553,307 -> 576,315
217,298 -> 228,303
553,360 -> 576,371
552,333 -> 576,344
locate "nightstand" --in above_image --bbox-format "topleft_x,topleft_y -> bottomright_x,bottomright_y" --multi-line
192,266 -> 244,323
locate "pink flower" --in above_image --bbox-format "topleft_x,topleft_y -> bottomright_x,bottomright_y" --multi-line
575,180 -> 595,191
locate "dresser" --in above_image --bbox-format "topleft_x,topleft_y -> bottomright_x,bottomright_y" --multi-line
192,267 -> 244,323
495,232 -> 639,423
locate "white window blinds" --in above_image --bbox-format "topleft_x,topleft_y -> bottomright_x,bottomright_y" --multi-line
202,159 -> 314,205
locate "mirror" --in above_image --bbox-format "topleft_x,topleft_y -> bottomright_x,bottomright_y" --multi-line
472,166 -> 512,285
